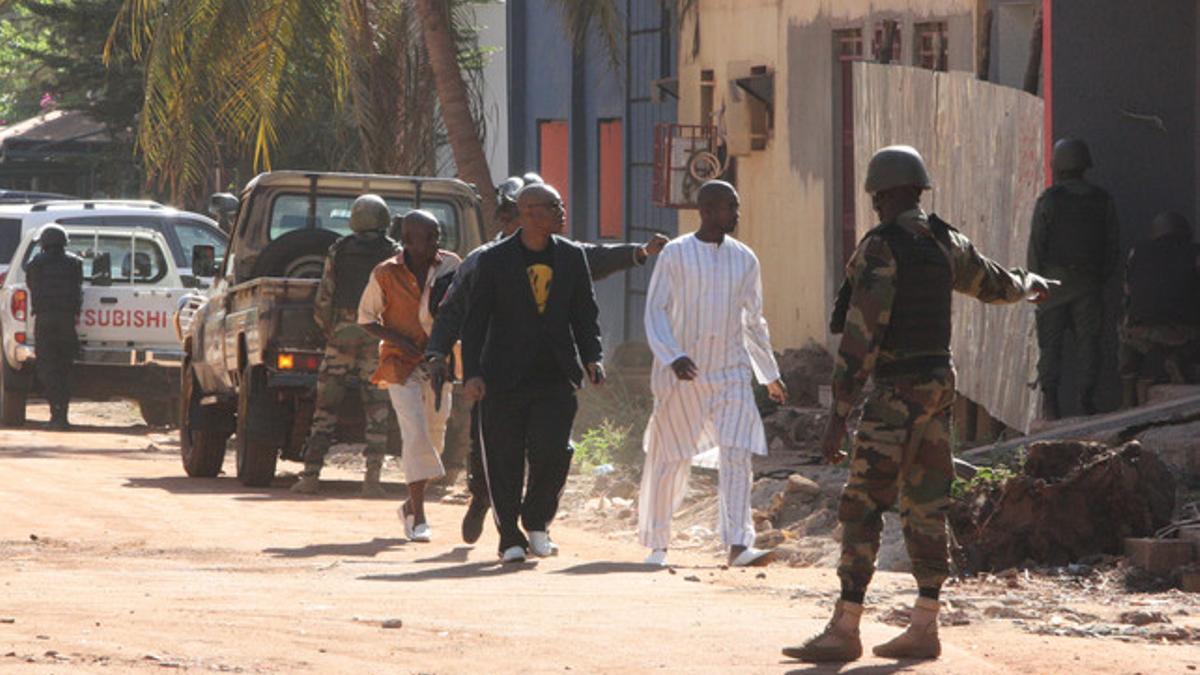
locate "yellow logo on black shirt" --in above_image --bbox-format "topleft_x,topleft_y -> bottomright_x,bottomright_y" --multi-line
527,264 -> 553,314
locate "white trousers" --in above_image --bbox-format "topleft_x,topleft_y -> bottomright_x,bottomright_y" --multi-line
387,376 -> 451,484
637,446 -> 755,549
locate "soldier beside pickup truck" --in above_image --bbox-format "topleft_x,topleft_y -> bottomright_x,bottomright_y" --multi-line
179,172 -> 485,487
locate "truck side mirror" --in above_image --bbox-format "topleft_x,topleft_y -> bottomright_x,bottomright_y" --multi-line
208,192 -> 239,217
92,252 -> 112,286
191,244 -> 217,277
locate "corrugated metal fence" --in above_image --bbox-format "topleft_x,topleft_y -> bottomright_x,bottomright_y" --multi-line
853,62 -> 1045,433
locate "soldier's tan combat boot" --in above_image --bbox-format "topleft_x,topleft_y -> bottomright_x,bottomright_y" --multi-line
781,600 -> 863,662
361,463 -> 385,498
290,473 -> 321,494
872,597 -> 941,660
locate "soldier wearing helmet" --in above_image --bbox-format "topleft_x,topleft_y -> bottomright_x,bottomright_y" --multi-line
785,146 -> 1056,665
1028,138 -> 1120,419
292,194 -> 399,495
423,173 -> 668,544
25,224 -> 84,430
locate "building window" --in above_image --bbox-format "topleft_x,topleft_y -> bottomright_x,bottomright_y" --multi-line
837,29 -> 864,60
747,65 -> 772,151
598,120 -> 623,239
914,22 -> 948,71
538,119 -> 570,234
700,69 -> 715,126
872,20 -> 902,63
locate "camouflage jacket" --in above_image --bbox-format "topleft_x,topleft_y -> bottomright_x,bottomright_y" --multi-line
314,233 -> 398,343
831,209 -> 1034,419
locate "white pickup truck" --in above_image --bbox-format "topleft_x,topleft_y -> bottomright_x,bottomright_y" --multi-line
0,224 -> 188,427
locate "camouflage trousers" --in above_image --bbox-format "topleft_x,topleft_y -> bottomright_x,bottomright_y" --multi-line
301,336 -> 392,476
837,367 -> 957,594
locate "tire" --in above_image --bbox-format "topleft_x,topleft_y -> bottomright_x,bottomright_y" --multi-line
180,358 -> 229,478
249,229 -> 339,280
235,363 -> 281,487
0,354 -> 28,428
139,396 -> 180,427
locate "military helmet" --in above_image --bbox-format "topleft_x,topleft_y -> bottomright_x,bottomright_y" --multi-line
1051,138 -> 1093,173
348,194 -> 391,233
864,145 -> 933,194
37,224 -> 68,248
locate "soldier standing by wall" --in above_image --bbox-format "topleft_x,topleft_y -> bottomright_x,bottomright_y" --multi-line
1118,211 -> 1200,407
783,146 -> 1055,663
25,224 -> 83,431
1027,138 -> 1120,419
291,195 -> 399,496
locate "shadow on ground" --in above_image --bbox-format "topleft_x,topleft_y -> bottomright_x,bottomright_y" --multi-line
122,475 -> 415,501
360,560 -> 537,582
783,661 -> 924,674
551,562 -> 666,575
262,537 -> 408,559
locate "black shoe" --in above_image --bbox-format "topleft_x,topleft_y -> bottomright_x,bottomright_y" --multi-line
461,497 -> 489,544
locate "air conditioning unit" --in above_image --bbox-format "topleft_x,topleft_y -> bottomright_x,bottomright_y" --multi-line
652,124 -> 733,209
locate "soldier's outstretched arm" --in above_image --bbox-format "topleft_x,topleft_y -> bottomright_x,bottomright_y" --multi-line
951,232 -> 1044,305
830,237 -> 896,420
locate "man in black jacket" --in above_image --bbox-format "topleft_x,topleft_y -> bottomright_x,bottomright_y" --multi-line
25,225 -> 83,430
461,183 -> 604,563
426,173 -> 665,545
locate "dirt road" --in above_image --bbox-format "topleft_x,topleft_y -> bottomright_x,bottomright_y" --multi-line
2,404 -> 1197,673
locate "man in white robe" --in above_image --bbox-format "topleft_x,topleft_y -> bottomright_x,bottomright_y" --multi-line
638,181 -> 788,567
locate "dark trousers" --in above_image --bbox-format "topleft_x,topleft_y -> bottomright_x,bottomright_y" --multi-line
34,312 -> 78,415
479,381 -> 577,553
467,403 -> 489,505
1036,293 -> 1103,392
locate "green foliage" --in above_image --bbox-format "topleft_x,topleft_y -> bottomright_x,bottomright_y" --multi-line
574,421 -> 629,472
951,463 -> 1016,500
0,3 -> 51,124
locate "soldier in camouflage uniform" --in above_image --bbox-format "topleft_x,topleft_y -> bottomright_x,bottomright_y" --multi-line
1028,138 -> 1120,419
291,195 -> 400,496
1118,211 -> 1200,407
783,146 -> 1056,663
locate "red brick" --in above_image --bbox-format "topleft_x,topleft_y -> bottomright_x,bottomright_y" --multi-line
1125,538 -> 1196,576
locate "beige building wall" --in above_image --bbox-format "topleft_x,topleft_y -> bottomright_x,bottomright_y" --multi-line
677,0 -> 976,351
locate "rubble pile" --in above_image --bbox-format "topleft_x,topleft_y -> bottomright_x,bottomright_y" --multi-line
774,342 -> 835,407
951,440 -> 1176,573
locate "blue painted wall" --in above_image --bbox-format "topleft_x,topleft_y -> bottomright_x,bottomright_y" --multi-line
508,0 -> 679,354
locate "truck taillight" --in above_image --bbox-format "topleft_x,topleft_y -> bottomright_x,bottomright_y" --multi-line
14,332 -> 25,344
11,289 -> 26,321
276,352 -> 321,372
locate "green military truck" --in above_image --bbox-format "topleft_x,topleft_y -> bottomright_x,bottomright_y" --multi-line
178,171 -> 483,486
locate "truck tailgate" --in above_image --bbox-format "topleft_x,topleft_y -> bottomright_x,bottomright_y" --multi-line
76,286 -> 181,349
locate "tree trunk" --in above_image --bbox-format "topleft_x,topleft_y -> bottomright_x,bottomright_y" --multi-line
414,0 -> 498,235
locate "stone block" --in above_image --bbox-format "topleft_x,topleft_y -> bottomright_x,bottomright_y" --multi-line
1125,538 -> 1196,576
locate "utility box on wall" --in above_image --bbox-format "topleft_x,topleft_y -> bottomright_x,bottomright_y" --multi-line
652,123 -> 733,208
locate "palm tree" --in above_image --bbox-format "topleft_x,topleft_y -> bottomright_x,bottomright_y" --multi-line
106,0 -> 491,207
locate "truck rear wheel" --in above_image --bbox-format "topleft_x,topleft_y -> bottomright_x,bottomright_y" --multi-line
235,364 -> 281,487
0,355 -> 28,428
180,358 -> 230,478
140,396 -> 180,427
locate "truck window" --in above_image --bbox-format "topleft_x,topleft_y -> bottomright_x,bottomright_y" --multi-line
25,234 -> 169,285
174,219 -> 228,261
269,194 -> 460,252
0,218 -> 21,264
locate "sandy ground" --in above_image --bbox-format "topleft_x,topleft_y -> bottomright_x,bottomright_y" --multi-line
1,403 -> 1198,674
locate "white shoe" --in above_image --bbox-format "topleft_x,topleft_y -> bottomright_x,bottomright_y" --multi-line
730,547 -> 775,567
644,549 -> 668,566
501,546 -> 527,563
528,531 -> 559,557
398,503 -> 431,542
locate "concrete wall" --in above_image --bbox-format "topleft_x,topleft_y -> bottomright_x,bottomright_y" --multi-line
853,64 -> 1044,431
1046,0 -> 1198,413
475,1 -> 510,185
677,0 -> 976,352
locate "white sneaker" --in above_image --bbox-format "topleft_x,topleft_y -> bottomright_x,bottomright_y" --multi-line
644,549 -> 668,566
528,531 -> 559,557
730,547 -> 775,567
501,545 -> 527,563
410,522 -> 432,543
